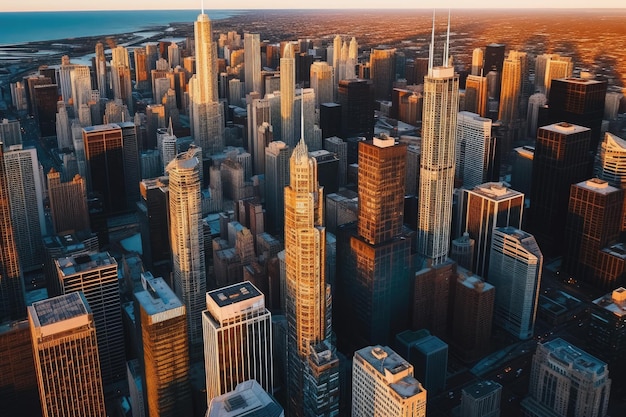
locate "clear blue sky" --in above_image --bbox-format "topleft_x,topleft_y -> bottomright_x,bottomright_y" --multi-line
4,1 -> 624,12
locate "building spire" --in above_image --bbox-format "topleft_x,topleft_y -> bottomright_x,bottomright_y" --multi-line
201,0 -> 204,15
301,88 -> 305,142
428,9 -> 435,73
168,117 -> 173,136
444,9 -> 451,67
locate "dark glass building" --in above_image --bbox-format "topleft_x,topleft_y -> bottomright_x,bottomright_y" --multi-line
338,79 -> 374,139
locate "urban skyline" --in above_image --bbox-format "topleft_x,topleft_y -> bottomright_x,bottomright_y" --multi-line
1,6 -> 626,417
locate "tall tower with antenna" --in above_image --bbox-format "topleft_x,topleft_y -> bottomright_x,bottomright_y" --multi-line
417,10 -> 460,265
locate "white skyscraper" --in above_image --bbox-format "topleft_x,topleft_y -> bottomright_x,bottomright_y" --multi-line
203,281 -> 273,403
456,111 -> 492,189
352,345 -> 427,417
417,13 -> 459,264
488,227 -> 542,340
167,146 -> 206,358
310,61 -> 334,107
280,43 -> 296,147
244,33 -> 262,95
189,12 -> 224,155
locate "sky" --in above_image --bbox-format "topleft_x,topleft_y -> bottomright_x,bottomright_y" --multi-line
3,1 -> 624,12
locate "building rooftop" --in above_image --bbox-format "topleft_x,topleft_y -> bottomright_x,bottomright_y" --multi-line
593,287 -> 626,318
56,251 -> 117,276
542,338 -> 608,377
457,268 -> 493,292
601,242 -> 626,259
462,380 -> 502,399
540,121 -> 590,135
208,282 -> 262,308
514,145 -> 535,159
207,380 -> 283,417
82,123 -> 121,133
135,273 -> 184,318
497,226 -> 542,259
557,77 -> 604,85
356,345 -> 424,399
576,178 -> 619,195
470,181 -> 523,201
29,292 -> 92,338
414,334 -> 448,354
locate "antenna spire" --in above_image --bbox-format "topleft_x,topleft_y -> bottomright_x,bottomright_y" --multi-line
428,9 -> 435,73
301,88 -> 305,141
201,0 -> 204,15
444,9 -> 451,67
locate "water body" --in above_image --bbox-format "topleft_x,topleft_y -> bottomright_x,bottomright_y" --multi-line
0,9 -> 241,46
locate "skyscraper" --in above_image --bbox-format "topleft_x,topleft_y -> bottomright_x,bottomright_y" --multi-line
417,16 -> 459,265
207,380 -> 284,417
244,33 -> 262,95
588,287 -> 626,373
167,146 -> 205,359
203,281 -> 273,402
461,182 -> 524,278
82,124 -> 128,214
460,380 -> 501,417
28,292 -> 105,417
596,132 -> 626,231
280,43 -> 296,147
563,179 -> 623,290
310,61 -> 334,107
498,50 -> 525,126
265,141 -> 290,234
521,338 -> 611,417
488,227 -> 542,340
529,122 -> 591,256
336,136 -> 412,352
0,144 -> 24,322
55,252 -> 125,384
284,139 -> 336,417
136,272 -> 191,417
455,111 -> 493,189
369,47 -> 396,100
3,145 -> 45,271
337,79 -> 374,139
189,12 -> 224,155
471,47 -> 483,76
352,345 -> 427,417
464,75 -> 488,117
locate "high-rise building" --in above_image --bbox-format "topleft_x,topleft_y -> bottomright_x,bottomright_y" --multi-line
541,56 -> 573,98
588,287 -> 626,373
395,330 -> 448,395
284,139 -> 337,417
207,379 -> 284,417
138,177 -> 170,270
189,12 -> 224,155
324,136 -> 347,187
0,118 -> 22,148
460,380 -> 502,417
529,122 -> 591,256
484,43 -> 505,74
244,33 -> 262,95
369,47 -> 396,100
464,75 -> 488,117
460,182 -> 524,278
498,51 -> 525,126
451,268 -> 494,362
280,43 -> 296,147
417,25 -> 459,265
336,136 -> 412,352
521,338 -> 611,417
455,111 -> 493,189
526,93 -> 547,138
337,79 -> 374,139
471,48 -> 483,76
203,281 -> 273,403
596,132 -> 626,231
264,141 -> 289,234
55,252 -> 125,384
352,345 -> 427,417
488,227 -> 542,340
548,77 -> 607,152
0,145 -> 24,322
310,61 -> 334,108
3,145 -> 45,271
563,179 -> 623,290
82,124 -> 128,214
166,147 -> 205,358
136,273 -> 191,417
33,84 -> 58,137
120,121 -> 141,208
28,292 -> 106,417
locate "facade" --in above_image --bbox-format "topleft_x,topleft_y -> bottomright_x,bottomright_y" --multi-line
455,111 -> 492,189
82,124 -> 128,214
47,169 -> 90,234
207,380 -> 284,417
189,12 -> 224,155
588,287 -> 626,372
28,292 -> 105,417
460,380 -> 502,417
3,145 -> 45,271
461,182 -> 524,278
303,341 -> 340,417
136,273 -> 191,417
548,77 -> 607,152
55,252 -> 125,384
167,147 -> 205,359
464,75 -> 488,117
203,281 -> 273,403
337,79 -> 374,139
244,33 -> 262,95
310,61 -> 334,107
280,43 -> 296,147
521,338 -> 611,417
265,141 -> 290,234
352,345 -> 427,417
563,179 -> 623,290
452,268 -> 495,362
417,57 -> 459,264
488,227 -> 542,340
529,122 -> 591,256
596,132 -> 626,231
370,47 -> 396,100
